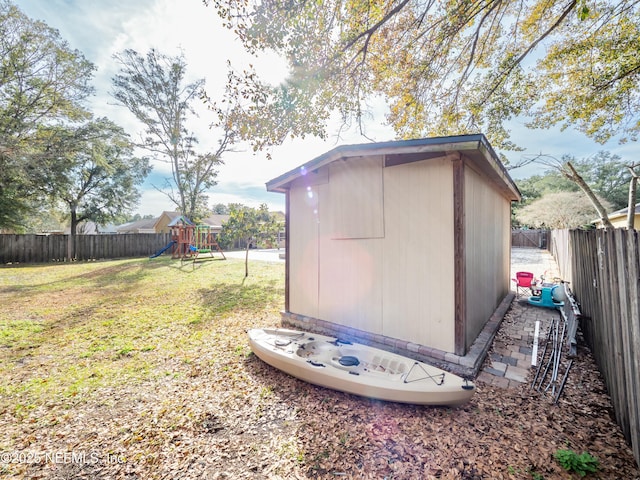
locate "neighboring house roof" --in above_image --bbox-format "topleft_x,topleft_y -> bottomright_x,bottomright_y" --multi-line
607,203 -> 640,220
266,134 -> 521,201
592,203 -> 640,225
202,214 -> 230,228
117,212 -> 233,233
117,217 -> 159,233
65,221 -> 119,234
98,223 -> 119,234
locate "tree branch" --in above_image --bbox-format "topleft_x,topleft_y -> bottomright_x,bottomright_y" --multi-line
482,0 -> 577,102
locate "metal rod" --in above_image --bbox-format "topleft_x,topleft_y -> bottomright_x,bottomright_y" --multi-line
531,318 -> 555,389
550,320 -> 567,396
543,318 -> 560,392
554,359 -> 573,404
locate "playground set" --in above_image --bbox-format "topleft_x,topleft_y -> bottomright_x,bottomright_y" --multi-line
149,216 -> 226,262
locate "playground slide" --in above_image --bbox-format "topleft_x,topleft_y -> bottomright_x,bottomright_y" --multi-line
149,240 -> 176,259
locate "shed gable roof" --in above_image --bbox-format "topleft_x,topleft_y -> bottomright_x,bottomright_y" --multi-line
266,134 -> 521,201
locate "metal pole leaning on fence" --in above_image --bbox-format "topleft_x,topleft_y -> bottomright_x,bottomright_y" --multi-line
532,317 -> 555,389
538,318 -> 558,392
549,319 -> 566,396
534,325 -> 555,391
554,359 -> 573,404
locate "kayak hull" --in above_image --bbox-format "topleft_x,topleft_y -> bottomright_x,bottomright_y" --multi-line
248,328 -> 475,406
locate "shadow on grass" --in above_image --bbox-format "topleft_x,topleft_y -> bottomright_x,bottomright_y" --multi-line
196,278 -> 284,317
169,257 -> 227,274
0,257 -> 169,295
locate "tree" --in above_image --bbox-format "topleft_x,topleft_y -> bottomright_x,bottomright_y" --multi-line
516,152 -> 634,205
570,152 -> 635,211
204,0 -> 640,152
20,203 -> 67,234
0,1 -> 94,230
220,204 -> 279,277
111,48 -> 234,220
627,164 -> 640,229
513,151 -> 639,228
211,203 -> 231,214
528,154 -> 628,228
34,118 -> 150,259
516,191 -> 612,229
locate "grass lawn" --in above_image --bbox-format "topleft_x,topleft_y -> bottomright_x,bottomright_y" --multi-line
0,257 -> 284,401
0,257 -> 292,477
1,257 -> 638,479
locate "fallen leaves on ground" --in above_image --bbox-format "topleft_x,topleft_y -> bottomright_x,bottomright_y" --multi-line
1,308 -> 638,480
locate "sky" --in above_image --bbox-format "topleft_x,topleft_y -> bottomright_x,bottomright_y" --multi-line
14,0 -> 639,217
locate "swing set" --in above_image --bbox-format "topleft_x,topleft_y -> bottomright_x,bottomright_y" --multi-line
169,217 -> 226,262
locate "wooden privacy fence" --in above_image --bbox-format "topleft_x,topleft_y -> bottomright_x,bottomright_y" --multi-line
512,228 -> 549,248
0,234 -> 173,264
559,229 -> 640,465
549,229 -> 572,284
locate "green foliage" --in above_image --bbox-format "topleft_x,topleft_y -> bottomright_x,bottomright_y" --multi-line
554,449 -> 599,477
513,150 -> 637,227
111,49 -> 233,220
32,118 -> 150,251
204,0 -> 640,151
516,191 -> 611,229
570,152 -> 634,211
0,1 -> 95,230
220,204 -> 280,276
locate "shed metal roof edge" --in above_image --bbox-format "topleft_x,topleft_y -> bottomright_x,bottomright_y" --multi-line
266,134 -> 520,200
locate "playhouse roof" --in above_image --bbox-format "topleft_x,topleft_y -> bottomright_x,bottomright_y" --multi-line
167,215 -> 194,227
266,134 -> 521,201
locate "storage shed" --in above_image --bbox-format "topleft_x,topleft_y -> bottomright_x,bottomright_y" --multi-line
266,135 -> 521,366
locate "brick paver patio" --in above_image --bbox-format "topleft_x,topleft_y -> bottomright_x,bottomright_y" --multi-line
478,247 -> 564,388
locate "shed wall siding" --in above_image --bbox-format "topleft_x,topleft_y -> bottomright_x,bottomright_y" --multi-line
288,182 -> 322,318
328,156 -> 385,239
318,238 -> 384,332
286,153 -> 512,355
382,157 -> 455,352
464,165 -> 512,347
319,158 -> 384,331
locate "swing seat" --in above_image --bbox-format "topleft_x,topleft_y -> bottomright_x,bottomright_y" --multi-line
189,245 -> 212,254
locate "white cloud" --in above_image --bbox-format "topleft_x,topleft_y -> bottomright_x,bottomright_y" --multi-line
14,0 -> 640,216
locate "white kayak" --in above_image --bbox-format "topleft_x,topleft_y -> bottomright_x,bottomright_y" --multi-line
248,328 -> 475,406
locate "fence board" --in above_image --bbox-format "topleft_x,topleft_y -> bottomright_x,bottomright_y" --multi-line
607,233 -> 626,431
1,234 -> 172,264
626,231 -> 640,461
550,229 -> 572,284
560,229 -> 640,465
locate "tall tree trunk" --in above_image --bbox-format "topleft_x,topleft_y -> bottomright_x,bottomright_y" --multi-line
244,240 -> 250,278
68,207 -> 78,260
627,165 -> 639,230
565,162 -> 614,229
